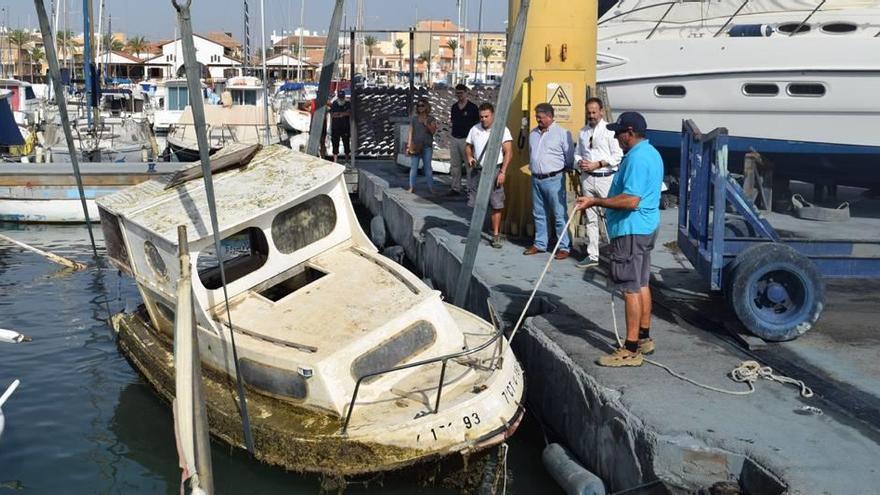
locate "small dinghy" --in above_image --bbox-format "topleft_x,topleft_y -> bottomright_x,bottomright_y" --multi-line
98,144 -> 524,475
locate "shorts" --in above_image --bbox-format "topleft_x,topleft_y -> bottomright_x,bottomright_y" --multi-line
467,168 -> 505,210
610,230 -> 658,293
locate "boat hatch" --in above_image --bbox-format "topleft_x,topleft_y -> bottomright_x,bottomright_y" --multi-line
351,321 -> 437,384
197,226 -> 269,290
258,265 -> 327,302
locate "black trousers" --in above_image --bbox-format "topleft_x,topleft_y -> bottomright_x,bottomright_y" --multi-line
331,131 -> 351,156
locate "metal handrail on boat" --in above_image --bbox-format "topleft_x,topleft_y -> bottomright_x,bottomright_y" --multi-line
341,301 -> 505,434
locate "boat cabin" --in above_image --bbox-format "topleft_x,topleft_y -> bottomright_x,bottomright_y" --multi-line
225,75 -> 265,106
0,79 -> 38,126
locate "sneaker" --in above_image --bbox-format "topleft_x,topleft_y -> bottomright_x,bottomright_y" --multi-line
576,258 -> 599,269
490,235 -> 503,249
638,338 -> 655,355
597,347 -> 643,367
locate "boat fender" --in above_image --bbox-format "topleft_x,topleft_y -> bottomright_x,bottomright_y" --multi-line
791,194 -> 850,222
728,24 -> 774,37
0,329 -> 32,344
542,443 -> 606,495
370,215 -> 387,249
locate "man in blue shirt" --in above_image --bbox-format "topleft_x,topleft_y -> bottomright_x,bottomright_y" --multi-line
575,112 -> 663,367
525,103 -> 574,259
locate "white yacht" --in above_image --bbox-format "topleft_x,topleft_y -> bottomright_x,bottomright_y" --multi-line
98,144 -> 524,475
166,76 -> 284,162
597,0 -> 880,188
0,79 -> 39,127
152,78 -> 202,135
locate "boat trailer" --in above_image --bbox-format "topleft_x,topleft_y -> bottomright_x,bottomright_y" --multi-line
676,120 -> 880,341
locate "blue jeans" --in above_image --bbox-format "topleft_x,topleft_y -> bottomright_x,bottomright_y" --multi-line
531,173 -> 570,251
409,147 -> 434,190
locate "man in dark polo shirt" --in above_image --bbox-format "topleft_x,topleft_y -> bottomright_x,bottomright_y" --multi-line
448,84 -> 479,196
329,90 -> 351,162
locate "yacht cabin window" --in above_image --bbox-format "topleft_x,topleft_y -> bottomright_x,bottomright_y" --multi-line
777,23 -> 811,34
230,89 -> 258,105
654,85 -> 686,97
197,227 -> 269,290
167,87 -> 189,111
820,22 -> 857,34
742,83 -> 779,96
271,195 -> 338,254
787,83 -> 826,97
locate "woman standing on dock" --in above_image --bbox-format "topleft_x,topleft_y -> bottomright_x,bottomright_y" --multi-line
406,98 -> 439,194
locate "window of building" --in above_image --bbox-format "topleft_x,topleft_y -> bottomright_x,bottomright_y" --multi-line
787,83 -> 826,97
655,85 -> 686,97
742,83 -> 779,96
197,227 -> 269,290
271,195 -> 337,254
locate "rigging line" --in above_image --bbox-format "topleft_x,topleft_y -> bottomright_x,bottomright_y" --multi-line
33,0 -> 99,259
172,0 -> 255,455
790,0 -> 826,37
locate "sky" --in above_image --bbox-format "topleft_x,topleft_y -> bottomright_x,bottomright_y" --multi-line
8,0 -> 507,41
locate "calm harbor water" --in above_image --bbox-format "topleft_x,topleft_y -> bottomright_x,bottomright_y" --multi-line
0,222 -> 559,494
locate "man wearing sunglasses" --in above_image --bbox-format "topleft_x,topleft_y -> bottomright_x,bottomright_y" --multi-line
575,112 -> 663,367
575,97 -> 623,269
448,84 -> 480,196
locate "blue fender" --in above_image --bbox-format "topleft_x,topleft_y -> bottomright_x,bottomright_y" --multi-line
542,443 -> 606,495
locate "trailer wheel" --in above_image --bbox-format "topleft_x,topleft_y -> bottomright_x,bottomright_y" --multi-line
728,243 -> 824,341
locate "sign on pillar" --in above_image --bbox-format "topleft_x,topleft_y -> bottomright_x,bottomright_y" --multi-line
546,82 -> 573,123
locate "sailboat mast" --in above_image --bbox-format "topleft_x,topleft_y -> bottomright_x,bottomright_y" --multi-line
259,0 -> 270,144
82,0 -> 95,127
297,0 -> 304,81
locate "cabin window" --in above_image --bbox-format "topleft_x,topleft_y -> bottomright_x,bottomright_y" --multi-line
654,85 -> 686,97
167,87 -> 189,111
272,195 -> 337,254
197,227 -> 269,290
25,87 -> 36,100
99,208 -> 132,275
351,321 -> 437,383
821,22 -> 857,34
230,89 -> 258,105
787,83 -> 826,97
154,299 -> 176,325
144,240 -> 168,280
742,83 -> 779,96
777,22 -> 811,34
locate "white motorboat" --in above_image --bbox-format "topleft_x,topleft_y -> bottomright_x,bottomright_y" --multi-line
99,144 -> 524,475
274,82 -> 317,134
597,0 -> 880,188
152,78 -> 204,135
166,76 -> 284,162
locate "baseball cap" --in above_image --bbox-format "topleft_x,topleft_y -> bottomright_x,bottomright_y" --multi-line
607,111 -> 647,134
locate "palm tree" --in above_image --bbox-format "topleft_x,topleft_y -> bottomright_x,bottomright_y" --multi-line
363,35 -> 377,78
418,50 -> 431,85
480,45 -> 495,82
125,35 -> 149,60
110,39 -> 125,52
393,39 -> 406,83
8,29 -> 30,78
29,47 -> 44,80
56,30 -> 75,69
445,39 -> 458,84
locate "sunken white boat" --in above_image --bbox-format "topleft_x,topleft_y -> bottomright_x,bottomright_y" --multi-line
98,144 -> 524,474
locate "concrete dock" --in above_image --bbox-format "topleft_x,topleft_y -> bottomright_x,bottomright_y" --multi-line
357,160 -> 880,494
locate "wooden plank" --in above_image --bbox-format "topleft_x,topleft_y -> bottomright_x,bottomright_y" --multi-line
164,144 -> 261,190
0,174 -> 164,187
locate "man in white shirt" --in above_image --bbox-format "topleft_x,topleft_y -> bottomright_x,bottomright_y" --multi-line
465,102 -> 513,249
575,97 -> 623,268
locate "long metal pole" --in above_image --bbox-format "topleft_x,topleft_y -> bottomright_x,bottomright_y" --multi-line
34,0 -> 98,257
172,0 -> 255,455
408,28 -> 414,110
456,0 -> 462,85
82,0 -> 93,127
259,0 -> 270,145
453,0 -> 530,307
297,0 -> 304,81
306,0 -> 345,157
473,0 -> 483,82
349,29 -> 357,167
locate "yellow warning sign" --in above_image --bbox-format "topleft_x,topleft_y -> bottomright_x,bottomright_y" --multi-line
546,82 -> 573,122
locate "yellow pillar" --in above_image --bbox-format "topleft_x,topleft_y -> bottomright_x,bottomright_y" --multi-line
503,0 -> 597,237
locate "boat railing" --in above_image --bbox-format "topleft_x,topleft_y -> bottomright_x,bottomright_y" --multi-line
341,300 -> 505,434
169,122 -> 278,146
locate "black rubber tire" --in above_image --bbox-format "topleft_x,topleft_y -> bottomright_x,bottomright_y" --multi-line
724,215 -> 757,238
728,243 -> 824,341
